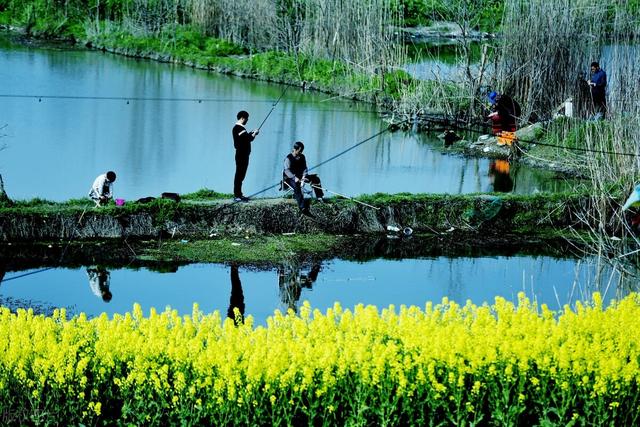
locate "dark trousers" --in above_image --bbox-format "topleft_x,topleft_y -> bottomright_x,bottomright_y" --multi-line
592,93 -> 607,118
234,152 -> 250,198
286,174 -> 324,210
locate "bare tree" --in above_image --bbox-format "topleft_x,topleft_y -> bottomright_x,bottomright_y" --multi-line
437,0 -> 496,121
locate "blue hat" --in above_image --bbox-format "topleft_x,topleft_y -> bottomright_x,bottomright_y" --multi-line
488,91 -> 498,105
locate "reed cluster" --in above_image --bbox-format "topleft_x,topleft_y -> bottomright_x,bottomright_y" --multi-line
496,0 -> 640,274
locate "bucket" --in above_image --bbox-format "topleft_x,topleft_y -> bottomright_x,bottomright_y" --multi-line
115,198 -> 125,206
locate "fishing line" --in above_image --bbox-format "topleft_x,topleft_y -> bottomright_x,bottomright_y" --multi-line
1,202 -> 104,284
1,106 -> 401,284
206,119 -> 409,218
1,267 -> 54,283
257,86 -> 289,131
0,93 -> 379,114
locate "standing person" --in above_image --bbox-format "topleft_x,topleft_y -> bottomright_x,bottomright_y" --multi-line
232,110 -> 259,202
589,61 -> 607,119
89,171 -> 116,206
283,141 -> 324,217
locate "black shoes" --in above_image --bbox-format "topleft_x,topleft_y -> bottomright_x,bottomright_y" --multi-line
233,196 -> 250,203
301,208 -> 315,218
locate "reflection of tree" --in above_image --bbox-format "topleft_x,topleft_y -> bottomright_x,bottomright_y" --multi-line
86,266 -> 112,302
278,262 -> 321,313
227,264 -> 245,324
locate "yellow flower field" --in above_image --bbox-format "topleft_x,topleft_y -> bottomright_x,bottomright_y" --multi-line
0,292 -> 638,425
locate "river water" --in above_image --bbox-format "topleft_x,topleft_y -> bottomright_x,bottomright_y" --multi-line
2,36 -> 618,323
0,254 -> 621,325
0,35 -> 570,202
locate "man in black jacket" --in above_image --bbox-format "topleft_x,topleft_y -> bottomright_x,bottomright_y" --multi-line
283,141 -> 324,216
232,110 -> 260,202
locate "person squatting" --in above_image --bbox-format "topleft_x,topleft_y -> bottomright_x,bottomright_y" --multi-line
89,171 -> 116,206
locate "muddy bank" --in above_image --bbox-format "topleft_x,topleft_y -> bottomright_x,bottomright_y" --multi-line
0,193 -> 604,242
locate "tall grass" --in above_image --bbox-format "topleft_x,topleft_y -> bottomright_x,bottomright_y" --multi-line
496,0 -> 640,278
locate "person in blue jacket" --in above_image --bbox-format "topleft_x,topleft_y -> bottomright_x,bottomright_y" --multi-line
589,61 -> 607,119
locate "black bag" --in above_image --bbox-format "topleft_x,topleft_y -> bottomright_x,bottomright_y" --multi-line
161,192 -> 181,203
136,196 -> 156,204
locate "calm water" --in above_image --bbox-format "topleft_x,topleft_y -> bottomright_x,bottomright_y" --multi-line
0,36 -> 570,202
0,255 -> 623,324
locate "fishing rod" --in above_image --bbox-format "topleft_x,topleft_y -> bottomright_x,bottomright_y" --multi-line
256,86 -> 289,131
310,184 -> 380,210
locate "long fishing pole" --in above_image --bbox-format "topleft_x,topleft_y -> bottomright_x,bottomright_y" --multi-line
257,86 -> 289,131
310,184 -> 380,210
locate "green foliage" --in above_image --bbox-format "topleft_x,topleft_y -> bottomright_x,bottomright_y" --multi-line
543,117 -> 616,151
392,0 -> 432,27
204,37 -> 245,56
406,42 -> 483,63
149,234 -> 338,263
181,188 -> 231,200
392,0 -> 504,32
0,11 -> 11,25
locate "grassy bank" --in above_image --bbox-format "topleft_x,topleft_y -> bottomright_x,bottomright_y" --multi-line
87,26 -> 411,105
0,190 -> 610,252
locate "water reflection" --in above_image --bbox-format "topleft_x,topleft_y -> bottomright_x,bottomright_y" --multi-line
228,264 -> 245,324
488,160 -> 514,193
86,266 -> 112,302
0,254 -> 632,324
278,262 -> 321,313
0,35 -> 574,201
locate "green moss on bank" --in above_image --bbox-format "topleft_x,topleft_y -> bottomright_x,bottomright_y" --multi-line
141,234 -> 339,264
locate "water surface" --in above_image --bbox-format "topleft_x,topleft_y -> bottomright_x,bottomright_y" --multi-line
0,255 -> 623,324
0,36 -> 570,202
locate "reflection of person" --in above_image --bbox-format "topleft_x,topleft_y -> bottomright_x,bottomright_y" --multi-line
232,110 -> 260,202
283,141 -> 324,217
89,171 -> 116,206
277,263 -> 321,313
488,160 -> 514,193
86,266 -> 112,302
227,264 -> 245,324
588,61 -> 607,119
